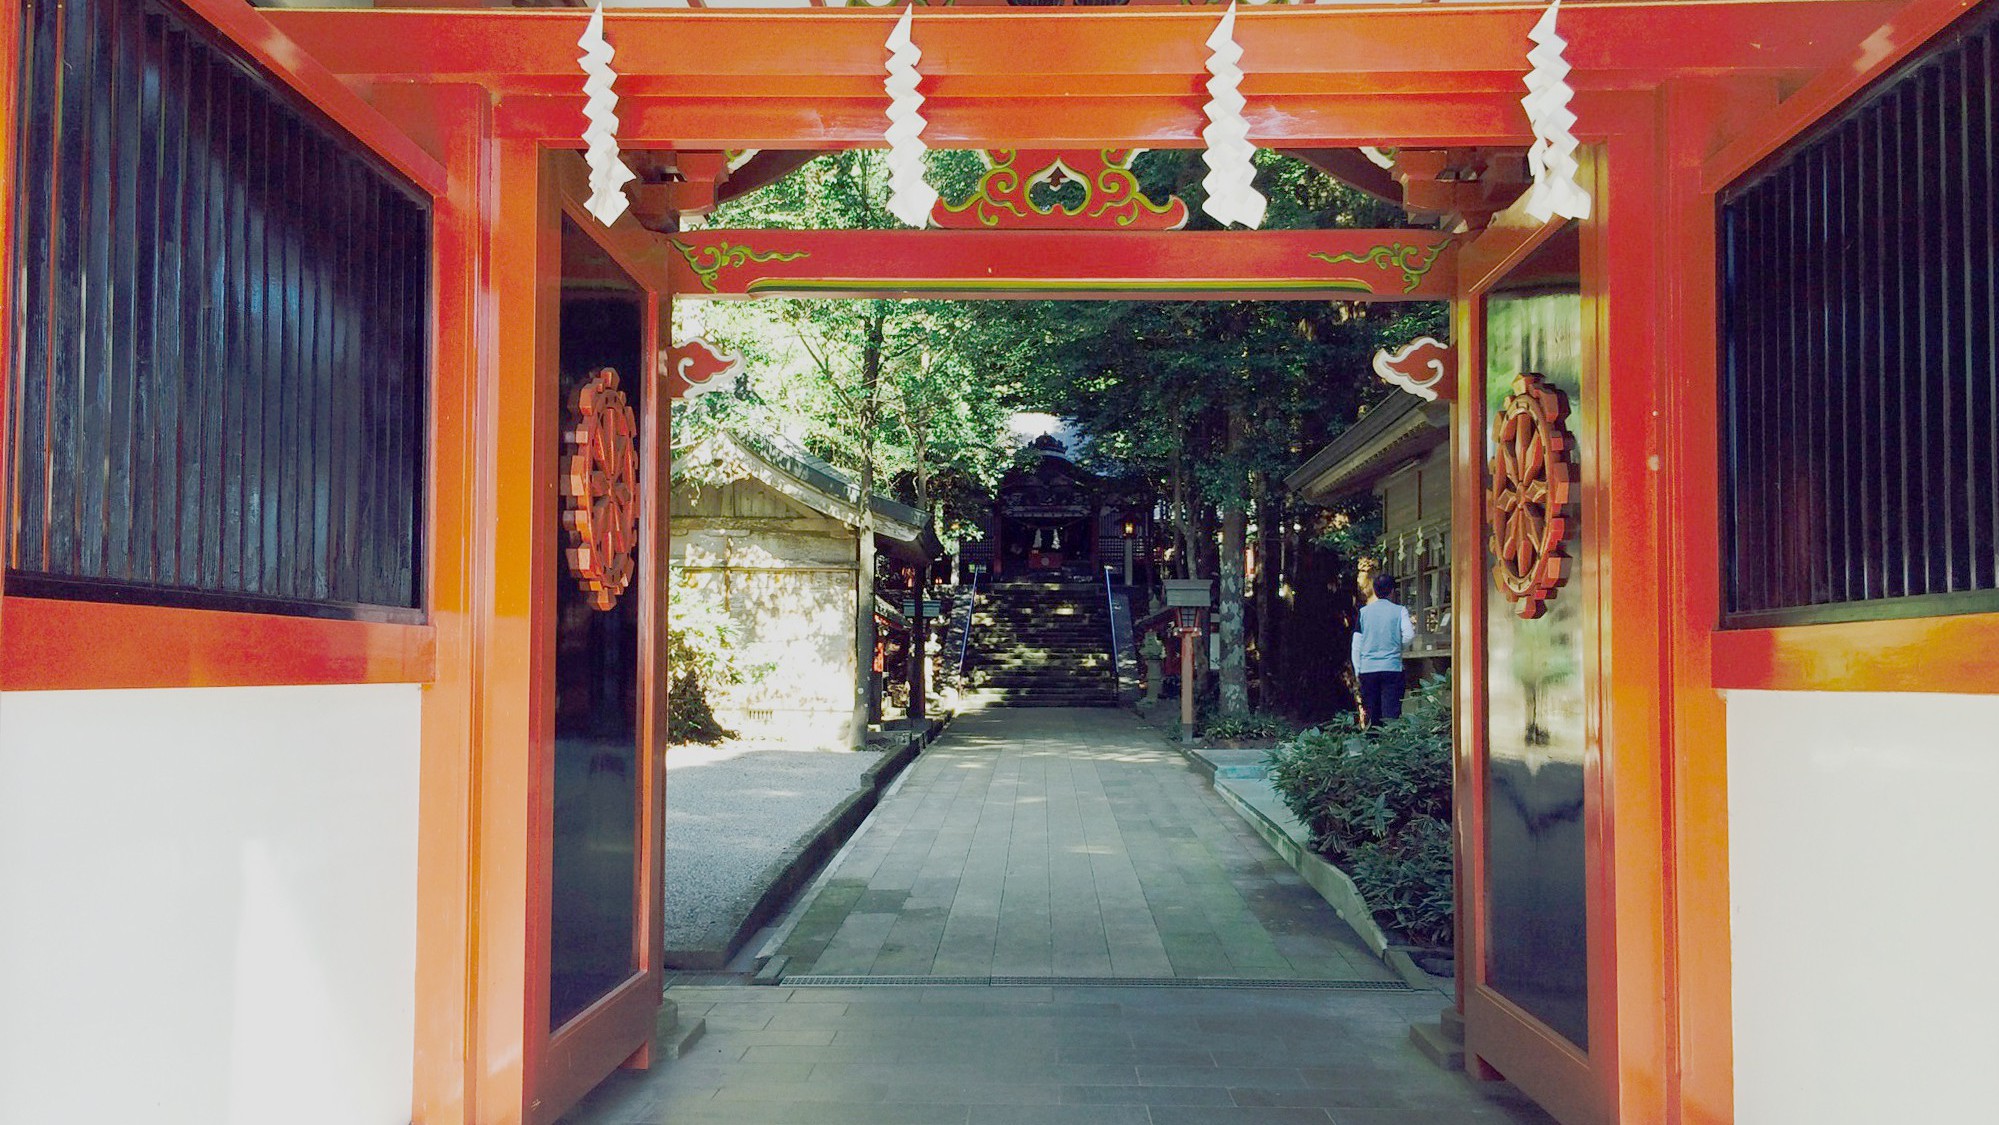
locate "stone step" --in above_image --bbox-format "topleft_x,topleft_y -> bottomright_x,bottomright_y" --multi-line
974,644 -> 1109,655
976,662 -> 1112,672
974,662 -> 1112,673
655,1001 -> 707,1060
1440,1006 -> 1466,1043
971,620 -> 1107,630
985,683 -> 1111,692
974,658 -> 1112,669
976,655 -> 1109,665
977,653 -> 1106,663
976,643 -> 1106,653
975,627 -> 1104,634
975,635 -> 1107,643
1409,1017 -> 1464,1072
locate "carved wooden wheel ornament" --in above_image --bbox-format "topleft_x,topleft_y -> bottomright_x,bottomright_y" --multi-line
1487,372 -> 1575,619
561,368 -> 640,611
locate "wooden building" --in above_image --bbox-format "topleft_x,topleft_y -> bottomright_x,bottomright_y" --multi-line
963,436 -> 1159,586
1289,388 -> 1454,678
1,3 -> 1994,1125
671,428 -> 939,748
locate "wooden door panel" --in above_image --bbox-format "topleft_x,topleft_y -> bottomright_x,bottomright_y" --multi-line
1461,220 -> 1613,1125
529,209 -> 667,1125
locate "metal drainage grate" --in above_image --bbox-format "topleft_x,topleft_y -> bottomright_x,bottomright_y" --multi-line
782,975 -> 1409,992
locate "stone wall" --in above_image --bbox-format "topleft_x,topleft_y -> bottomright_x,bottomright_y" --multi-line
672,477 -> 860,748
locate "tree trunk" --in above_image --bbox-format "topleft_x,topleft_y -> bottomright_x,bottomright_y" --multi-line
1273,498 -> 1303,715
1253,485 -> 1278,709
853,460 -> 878,750
1218,504 -> 1248,718
1217,408 -> 1249,718
1171,452 -> 1198,579
906,560 -> 927,722
906,428 -> 930,723
850,309 -> 887,750
1196,501 -> 1221,586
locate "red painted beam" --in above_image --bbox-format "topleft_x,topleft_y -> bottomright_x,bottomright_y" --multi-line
267,5 -> 1904,90
267,4 -> 1903,146
490,91 -> 1537,149
0,597 -> 436,690
663,228 -> 1455,301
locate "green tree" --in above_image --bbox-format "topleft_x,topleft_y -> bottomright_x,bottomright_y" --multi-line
677,147 -> 1446,722
678,150 -> 1025,740
977,151 -> 1444,718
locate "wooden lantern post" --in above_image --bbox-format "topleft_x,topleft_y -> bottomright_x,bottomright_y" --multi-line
1120,516 -> 1138,587
1162,579 -> 1213,745
1178,618 -> 1199,742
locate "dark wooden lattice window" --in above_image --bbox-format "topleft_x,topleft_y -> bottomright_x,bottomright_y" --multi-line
6,0 -> 429,620
1718,6 -> 1999,627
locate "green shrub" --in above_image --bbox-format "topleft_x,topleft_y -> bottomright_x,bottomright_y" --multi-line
1265,674 -> 1454,947
1348,813 -> 1454,949
1200,710 -> 1294,741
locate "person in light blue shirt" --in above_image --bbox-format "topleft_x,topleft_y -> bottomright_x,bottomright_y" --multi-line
1351,572 -> 1416,726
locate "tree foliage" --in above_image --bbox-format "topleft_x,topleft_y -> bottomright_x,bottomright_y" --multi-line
959,152 -> 1445,715
674,151 -> 1024,546
672,147 -> 1448,720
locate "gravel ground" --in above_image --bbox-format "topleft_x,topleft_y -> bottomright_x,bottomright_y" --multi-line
663,742 -> 882,955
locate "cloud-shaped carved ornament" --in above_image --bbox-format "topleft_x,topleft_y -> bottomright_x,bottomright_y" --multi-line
1371,336 -> 1455,402
668,338 -> 746,401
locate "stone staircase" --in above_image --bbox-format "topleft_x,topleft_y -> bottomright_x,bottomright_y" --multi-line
966,574 -> 1117,707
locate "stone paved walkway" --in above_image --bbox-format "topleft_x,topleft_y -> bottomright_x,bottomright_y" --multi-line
768,707 -> 1389,982
563,983 -> 1554,1124
561,706 -> 1554,1125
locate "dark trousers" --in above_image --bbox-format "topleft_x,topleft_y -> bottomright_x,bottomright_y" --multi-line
1358,670 -> 1406,725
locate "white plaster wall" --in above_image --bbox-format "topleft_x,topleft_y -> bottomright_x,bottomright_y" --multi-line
1728,689 -> 1999,1124
0,683 -> 422,1125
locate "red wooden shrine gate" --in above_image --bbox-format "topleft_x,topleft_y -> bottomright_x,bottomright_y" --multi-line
1,4 -> 1941,1124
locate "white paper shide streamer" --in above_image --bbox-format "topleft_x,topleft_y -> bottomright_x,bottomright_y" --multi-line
578,4 -> 637,227
1200,3 -> 1266,230
883,7 -> 938,228
1520,0 -> 1591,222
